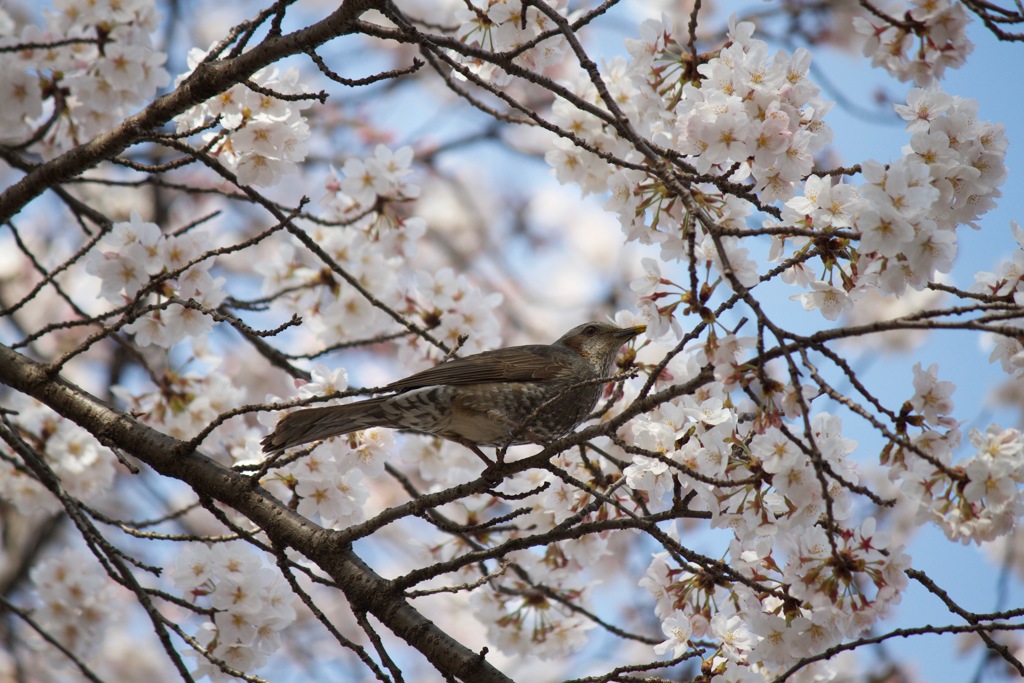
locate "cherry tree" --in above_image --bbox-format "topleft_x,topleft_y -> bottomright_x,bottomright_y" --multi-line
1,0 -> 1023,681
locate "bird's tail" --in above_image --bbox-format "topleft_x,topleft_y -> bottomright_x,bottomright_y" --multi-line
261,398 -> 388,453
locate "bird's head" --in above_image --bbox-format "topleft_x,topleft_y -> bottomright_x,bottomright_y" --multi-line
555,321 -> 646,376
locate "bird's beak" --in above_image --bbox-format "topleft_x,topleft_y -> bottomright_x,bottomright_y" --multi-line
619,324 -> 646,339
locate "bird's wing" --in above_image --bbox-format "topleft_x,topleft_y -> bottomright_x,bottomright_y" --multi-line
385,345 -> 576,391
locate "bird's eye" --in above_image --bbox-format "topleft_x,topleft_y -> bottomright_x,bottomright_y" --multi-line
583,325 -> 598,335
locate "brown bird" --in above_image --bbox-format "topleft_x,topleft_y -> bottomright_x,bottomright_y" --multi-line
261,321 -> 645,455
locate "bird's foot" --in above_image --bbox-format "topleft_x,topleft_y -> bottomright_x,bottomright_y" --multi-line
452,437 -> 494,467
470,444 -> 495,467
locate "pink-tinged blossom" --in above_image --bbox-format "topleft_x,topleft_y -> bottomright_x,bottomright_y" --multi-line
0,397 -> 118,516
909,362 -> 955,426
972,226 -> 1024,377
653,611 -> 693,659
895,84 -> 953,132
783,175 -> 858,230
85,245 -> 151,301
712,613 -> 755,662
295,460 -> 368,528
31,549 -> 116,658
0,58 -> 43,141
345,427 -> 394,478
749,428 -> 799,474
454,0 -> 570,87
469,552 -> 596,658
630,257 -> 663,296
772,84 -> 1005,314
175,58 -> 310,187
857,208 -> 915,257
16,0 -> 169,148
84,213 -> 226,347
791,280 -> 849,320
172,543 -> 297,681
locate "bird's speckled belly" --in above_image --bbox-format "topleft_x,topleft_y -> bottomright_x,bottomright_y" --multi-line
444,381 -> 602,445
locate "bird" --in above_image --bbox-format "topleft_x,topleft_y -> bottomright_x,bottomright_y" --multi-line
260,321 -> 645,456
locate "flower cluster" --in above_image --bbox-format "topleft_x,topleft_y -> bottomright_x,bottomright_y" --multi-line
642,520 -> 910,681
545,19 -> 833,316
470,550 -> 596,658
454,0 -> 570,86
258,220 -> 409,355
262,144 -> 501,365
858,85 -> 1007,289
607,16 -> 834,206
260,365 -> 389,529
859,362 -> 1024,544
776,84 -> 1006,318
614,351 -> 918,678
853,0 -> 973,85
669,22 -> 832,202
432,444 -> 641,657
175,53 -> 311,187
324,145 -> 420,222
0,395 -> 117,515
624,386 -> 737,509
971,221 -> 1024,377
84,211 -> 226,348
170,543 -> 297,681
112,360 -> 247,461
626,389 -> 860,536
31,549 -> 117,659
898,422 -> 1024,544
264,145 -> 420,350
408,267 -> 504,359
0,0 -> 168,151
